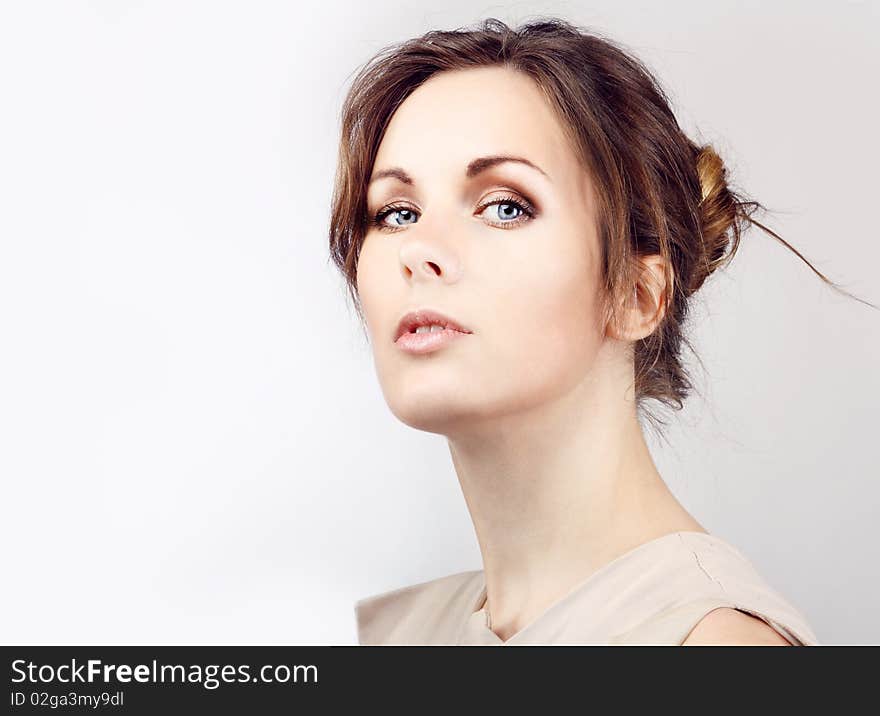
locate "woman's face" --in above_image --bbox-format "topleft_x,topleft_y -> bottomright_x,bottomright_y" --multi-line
356,66 -> 609,435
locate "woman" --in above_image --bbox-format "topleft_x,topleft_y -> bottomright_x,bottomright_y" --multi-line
329,17 -> 866,645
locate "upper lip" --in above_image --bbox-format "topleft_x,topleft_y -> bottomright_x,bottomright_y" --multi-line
394,308 -> 473,341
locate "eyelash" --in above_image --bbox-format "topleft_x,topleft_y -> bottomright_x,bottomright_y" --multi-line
369,193 -> 537,233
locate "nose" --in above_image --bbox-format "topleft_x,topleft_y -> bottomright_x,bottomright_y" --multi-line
398,219 -> 463,284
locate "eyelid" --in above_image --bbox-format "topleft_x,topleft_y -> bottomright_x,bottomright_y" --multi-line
476,189 -> 537,215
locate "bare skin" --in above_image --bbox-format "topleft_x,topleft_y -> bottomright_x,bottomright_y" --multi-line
356,65 -> 788,645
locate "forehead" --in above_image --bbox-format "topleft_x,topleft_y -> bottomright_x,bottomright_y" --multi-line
371,66 -> 576,186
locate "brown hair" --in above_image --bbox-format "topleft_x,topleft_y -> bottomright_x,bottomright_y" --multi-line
328,16 -> 875,433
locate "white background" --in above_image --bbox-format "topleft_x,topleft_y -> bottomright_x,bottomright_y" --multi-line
0,0 -> 877,645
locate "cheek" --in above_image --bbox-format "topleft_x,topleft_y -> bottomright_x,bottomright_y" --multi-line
355,238 -> 393,339
516,275 -> 600,374
479,225 -> 604,383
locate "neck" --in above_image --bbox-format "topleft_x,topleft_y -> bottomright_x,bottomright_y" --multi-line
446,353 -> 704,641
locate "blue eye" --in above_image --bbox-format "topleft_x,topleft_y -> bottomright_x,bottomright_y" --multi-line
479,200 -> 527,223
374,205 -> 419,229
371,194 -> 536,233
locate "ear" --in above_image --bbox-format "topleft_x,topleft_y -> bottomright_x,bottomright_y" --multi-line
606,254 -> 673,342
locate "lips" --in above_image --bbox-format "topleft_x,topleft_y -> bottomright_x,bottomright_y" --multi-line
394,308 -> 473,342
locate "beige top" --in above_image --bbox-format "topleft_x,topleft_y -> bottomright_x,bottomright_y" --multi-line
354,531 -> 819,645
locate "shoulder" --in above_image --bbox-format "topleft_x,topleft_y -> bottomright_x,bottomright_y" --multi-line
681,607 -> 794,646
669,532 -> 816,645
355,569 -> 482,645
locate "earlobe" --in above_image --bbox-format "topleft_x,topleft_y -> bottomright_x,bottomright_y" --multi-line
603,291 -> 635,342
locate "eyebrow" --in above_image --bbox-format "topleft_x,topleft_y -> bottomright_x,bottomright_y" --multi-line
368,155 -> 550,187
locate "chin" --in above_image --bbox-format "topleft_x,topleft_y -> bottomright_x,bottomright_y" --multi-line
387,398 -> 458,435
385,385 -> 485,435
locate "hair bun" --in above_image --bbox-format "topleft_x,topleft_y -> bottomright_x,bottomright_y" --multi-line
690,144 -> 741,295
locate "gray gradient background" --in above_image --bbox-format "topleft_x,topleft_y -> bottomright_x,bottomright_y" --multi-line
0,0 -> 877,645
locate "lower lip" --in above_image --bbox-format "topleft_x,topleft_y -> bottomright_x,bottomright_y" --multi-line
395,328 -> 471,354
